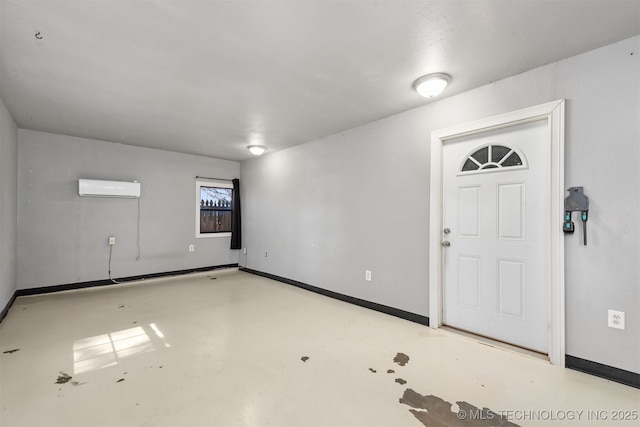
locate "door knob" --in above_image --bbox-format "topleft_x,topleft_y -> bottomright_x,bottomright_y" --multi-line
442,241 -> 451,248
443,228 -> 451,235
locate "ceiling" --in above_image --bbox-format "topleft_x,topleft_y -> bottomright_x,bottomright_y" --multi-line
1,1 -> 638,162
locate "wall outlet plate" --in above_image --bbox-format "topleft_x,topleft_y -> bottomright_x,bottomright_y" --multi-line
608,310 -> 625,330
108,236 -> 116,245
365,270 -> 372,281
188,244 -> 194,252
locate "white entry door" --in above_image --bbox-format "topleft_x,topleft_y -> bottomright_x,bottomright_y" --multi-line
442,119 -> 549,353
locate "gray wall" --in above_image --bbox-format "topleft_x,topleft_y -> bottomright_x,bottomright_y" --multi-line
0,96 -> 18,310
17,130 -> 239,289
241,36 -> 640,373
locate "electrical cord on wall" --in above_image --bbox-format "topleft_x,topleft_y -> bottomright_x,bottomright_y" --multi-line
108,244 -> 121,284
105,186 -> 142,283
136,197 -> 141,261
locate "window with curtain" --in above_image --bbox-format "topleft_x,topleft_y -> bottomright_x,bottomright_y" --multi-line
195,180 -> 233,238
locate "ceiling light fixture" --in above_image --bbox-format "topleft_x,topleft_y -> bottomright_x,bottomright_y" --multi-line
413,73 -> 451,98
247,145 -> 268,156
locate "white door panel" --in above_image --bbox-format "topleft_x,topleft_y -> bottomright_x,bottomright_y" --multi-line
442,120 -> 548,353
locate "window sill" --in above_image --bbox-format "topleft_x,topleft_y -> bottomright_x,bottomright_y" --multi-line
196,232 -> 231,239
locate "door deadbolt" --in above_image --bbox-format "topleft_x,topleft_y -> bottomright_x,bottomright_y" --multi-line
442,241 -> 451,248
443,228 -> 451,235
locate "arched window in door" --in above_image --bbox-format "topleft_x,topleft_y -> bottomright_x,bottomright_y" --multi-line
459,144 -> 527,174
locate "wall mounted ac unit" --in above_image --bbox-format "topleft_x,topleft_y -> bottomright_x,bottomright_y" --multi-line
78,179 -> 141,198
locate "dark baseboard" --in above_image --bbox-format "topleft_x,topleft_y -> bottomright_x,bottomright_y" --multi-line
6,265 -> 638,389
14,264 -> 239,297
239,267 -> 429,326
241,268 -> 640,389
0,291 -> 18,323
566,355 -> 639,389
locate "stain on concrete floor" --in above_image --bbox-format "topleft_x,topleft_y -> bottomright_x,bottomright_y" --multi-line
400,388 -> 520,427
117,378 -> 125,383
56,372 -> 72,384
394,352 -> 410,366
369,368 -> 377,373
2,349 -> 20,354
387,369 -> 395,374
300,356 -> 309,362
395,378 -> 407,385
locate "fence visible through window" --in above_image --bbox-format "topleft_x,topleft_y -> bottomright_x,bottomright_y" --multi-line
200,187 -> 232,233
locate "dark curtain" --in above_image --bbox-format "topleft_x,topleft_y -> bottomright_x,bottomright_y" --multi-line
230,178 -> 242,250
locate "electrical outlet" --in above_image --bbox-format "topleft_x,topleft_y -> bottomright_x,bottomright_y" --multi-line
608,310 -> 625,330
365,270 -> 372,281
188,244 -> 194,252
243,248 -> 247,255
108,236 -> 116,245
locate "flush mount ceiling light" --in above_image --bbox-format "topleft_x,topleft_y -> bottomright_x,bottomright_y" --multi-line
413,73 -> 452,98
247,145 -> 268,156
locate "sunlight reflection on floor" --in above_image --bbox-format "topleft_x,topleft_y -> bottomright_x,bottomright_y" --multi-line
73,323 -> 171,374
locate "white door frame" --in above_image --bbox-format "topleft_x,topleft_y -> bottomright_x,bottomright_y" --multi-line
428,100 -> 565,366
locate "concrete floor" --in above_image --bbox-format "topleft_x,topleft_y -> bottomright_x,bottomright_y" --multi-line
1,269 -> 638,427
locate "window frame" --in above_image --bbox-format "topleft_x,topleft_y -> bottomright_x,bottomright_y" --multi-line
195,180 -> 233,239
457,143 -> 528,176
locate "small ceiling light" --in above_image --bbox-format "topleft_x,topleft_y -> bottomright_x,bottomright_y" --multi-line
247,145 -> 268,156
413,73 -> 451,98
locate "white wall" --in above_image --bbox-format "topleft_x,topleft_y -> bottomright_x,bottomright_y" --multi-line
0,96 -> 18,310
241,36 -> 640,373
17,130 -> 240,289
